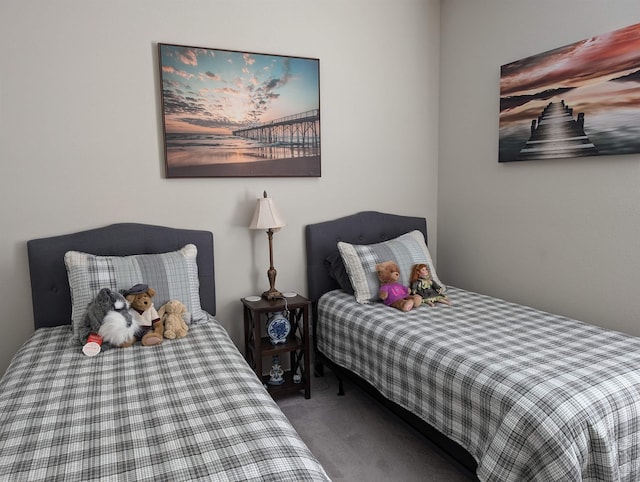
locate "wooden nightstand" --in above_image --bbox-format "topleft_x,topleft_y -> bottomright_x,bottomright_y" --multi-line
242,294 -> 311,399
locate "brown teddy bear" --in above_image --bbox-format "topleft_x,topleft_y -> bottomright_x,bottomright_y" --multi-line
122,284 -> 164,346
158,300 -> 189,339
376,260 -> 422,312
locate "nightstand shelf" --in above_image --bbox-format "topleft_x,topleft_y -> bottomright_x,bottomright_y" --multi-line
242,294 -> 310,399
260,336 -> 302,356
260,371 -> 302,396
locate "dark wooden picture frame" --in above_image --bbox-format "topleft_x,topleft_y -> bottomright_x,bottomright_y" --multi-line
158,43 -> 320,177
499,22 -> 640,162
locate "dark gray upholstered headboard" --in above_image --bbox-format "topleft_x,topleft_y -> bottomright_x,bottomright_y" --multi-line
305,211 -> 427,303
27,223 -> 215,329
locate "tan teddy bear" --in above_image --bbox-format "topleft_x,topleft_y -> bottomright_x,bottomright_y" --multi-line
158,300 -> 189,339
122,284 -> 164,346
376,260 -> 422,312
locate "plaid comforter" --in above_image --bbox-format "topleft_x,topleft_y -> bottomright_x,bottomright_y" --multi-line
0,319 -> 329,482
317,287 -> 640,481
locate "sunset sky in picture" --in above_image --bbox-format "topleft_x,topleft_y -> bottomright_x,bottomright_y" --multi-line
160,45 -> 319,135
500,22 -> 640,127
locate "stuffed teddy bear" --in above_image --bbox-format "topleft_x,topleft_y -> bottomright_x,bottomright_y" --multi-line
122,283 -> 164,346
158,300 -> 189,339
409,263 -> 451,306
80,287 -> 139,354
376,260 -> 422,312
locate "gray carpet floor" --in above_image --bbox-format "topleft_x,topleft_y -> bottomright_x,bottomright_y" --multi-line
277,369 -> 478,482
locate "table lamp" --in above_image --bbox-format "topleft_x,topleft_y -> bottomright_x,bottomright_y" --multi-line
249,191 -> 286,300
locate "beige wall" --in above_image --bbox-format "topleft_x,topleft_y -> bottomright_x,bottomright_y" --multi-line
0,0 -> 441,375
6,0 -> 638,378
438,1 -> 640,335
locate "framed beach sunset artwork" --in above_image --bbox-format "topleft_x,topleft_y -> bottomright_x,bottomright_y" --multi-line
158,43 -> 321,177
499,22 -> 640,162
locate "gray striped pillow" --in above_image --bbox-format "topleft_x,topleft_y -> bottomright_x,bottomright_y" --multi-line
65,244 -> 208,343
337,230 -> 444,304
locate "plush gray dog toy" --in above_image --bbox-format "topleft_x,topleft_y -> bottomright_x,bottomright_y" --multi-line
80,288 -> 139,349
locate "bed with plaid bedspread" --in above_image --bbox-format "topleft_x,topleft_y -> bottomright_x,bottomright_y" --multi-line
317,287 -> 640,481
0,318 -> 329,482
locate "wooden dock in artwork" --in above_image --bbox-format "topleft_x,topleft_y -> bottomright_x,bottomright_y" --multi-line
233,109 -> 320,148
518,101 -> 598,160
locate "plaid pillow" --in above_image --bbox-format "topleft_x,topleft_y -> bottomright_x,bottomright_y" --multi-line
337,230 -> 444,304
64,244 -> 208,343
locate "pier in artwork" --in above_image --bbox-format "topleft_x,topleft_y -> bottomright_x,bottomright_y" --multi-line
518,101 -> 598,160
233,109 -> 320,148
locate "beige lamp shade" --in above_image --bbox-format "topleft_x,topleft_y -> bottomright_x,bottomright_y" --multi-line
249,191 -> 286,231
